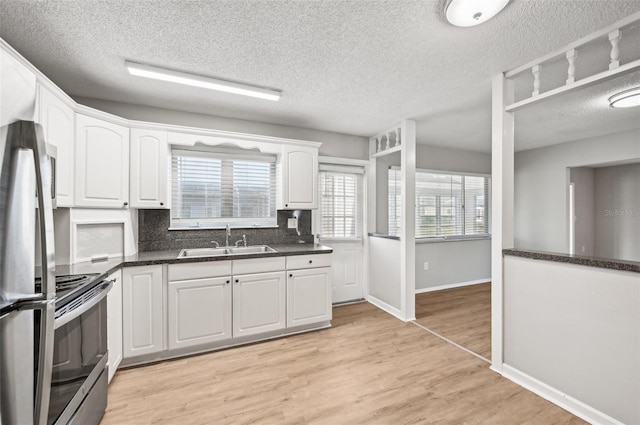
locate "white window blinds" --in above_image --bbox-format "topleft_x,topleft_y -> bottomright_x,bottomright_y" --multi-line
388,168 -> 490,238
319,164 -> 364,239
171,149 -> 276,228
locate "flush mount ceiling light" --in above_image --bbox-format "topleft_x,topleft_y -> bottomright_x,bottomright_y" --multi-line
444,0 -> 510,27
125,61 -> 281,101
608,87 -> 640,108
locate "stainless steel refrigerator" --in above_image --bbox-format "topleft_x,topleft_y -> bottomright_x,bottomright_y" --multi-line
0,120 -> 56,425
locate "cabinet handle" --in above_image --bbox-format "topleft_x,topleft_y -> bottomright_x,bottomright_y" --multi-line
289,274 -> 293,278
226,280 -> 230,284
123,202 -> 128,206
235,279 -> 239,283
309,260 -> 312,264
160,202 -> 164,206
285,204 -> 288,207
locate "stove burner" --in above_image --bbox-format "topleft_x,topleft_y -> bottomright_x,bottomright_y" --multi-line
55,274 -> 95,290
34,273 -> 100,293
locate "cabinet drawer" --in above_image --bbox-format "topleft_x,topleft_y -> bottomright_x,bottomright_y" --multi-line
233,257 -> 286,275
168,261 -> 232,281
286,254 -> 332,270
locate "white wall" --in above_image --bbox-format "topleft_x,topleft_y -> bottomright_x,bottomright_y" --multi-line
504,256 -> 639,425
414,144 -> 492,290
514,129 -> 640,253
415,239 -> 490,290
368,237 -> 401,312
594,163 -> 640,261
416,144 -> 491,174
74,97 -> 368,160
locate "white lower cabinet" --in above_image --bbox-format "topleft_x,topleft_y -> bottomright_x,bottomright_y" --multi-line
233,271 -> 286,338
106,269 -> 122,383
287,266 -> 332,328
167,276 -> 232,350
120,254 -> 331,365
122,265 -> 164,358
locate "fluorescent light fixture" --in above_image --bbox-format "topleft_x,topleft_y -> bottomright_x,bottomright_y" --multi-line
608,87 -> 640,108
125,61 -> 281,101
445,0 -> 510,27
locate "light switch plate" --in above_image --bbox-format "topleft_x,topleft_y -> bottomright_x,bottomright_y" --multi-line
288,218 -> 298,229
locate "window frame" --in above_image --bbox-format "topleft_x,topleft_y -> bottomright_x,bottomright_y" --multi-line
170,148 -> 278,230
388,167 -> 491,240
317,162 -> 365,241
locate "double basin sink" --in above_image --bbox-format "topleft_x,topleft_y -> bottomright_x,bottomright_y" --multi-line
178,245 -> 276,259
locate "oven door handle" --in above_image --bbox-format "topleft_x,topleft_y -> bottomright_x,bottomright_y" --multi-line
54,280 -> 113,329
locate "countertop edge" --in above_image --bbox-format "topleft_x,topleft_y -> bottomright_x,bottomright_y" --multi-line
55,244 -> 334,279
503,248 -> 640,274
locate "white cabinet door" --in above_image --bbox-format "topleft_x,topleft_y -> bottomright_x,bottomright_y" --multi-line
122,265 -> 164,358
37,85 -> 75,206
167,276 -> 232,350
281,146 -> 317,209
0,47 -> 36,126
287,267 -> 332,327
75,114 -> 129,208
233,271 -> 286,338
130,128 -> 169,209
106,269 -> 122,383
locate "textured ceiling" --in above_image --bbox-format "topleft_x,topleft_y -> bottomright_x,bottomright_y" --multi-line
1,0 -> 639,153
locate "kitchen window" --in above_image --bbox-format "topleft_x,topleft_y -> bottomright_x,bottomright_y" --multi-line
388,168 -> 490,238
171,148 -> 277,228
318,164 -> 364,239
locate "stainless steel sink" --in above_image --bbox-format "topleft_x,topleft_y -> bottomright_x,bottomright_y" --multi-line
177,247 -> 230,258
228,245 -> 276,255
177,245 -> 276,259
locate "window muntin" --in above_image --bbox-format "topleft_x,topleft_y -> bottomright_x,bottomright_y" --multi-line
319,168 -> 363,239
389,169 -> 490,238
171,149 -> 276,228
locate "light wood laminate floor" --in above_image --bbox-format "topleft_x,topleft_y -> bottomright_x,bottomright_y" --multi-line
415,283 -> 491,360
101,302 -> 583,425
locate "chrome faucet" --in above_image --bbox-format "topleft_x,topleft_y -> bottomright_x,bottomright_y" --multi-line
211,240 -> 220,248
235,234 -> 247,248
225,224 -> 231,247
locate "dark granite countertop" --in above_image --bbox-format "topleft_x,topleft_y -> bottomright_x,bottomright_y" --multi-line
503,248 -> 640,274
54,243 -> 333,280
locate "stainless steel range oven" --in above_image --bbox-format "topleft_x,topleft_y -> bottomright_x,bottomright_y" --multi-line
36,274 -> 113,425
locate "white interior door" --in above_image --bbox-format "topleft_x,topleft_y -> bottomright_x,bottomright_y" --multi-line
322,240 -> 364,303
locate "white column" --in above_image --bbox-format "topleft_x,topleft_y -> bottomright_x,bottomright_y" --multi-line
400,119 -> 416,321
491,73 -> 514,373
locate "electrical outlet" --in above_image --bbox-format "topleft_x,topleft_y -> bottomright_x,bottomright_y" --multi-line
288,218 -> 298,229
423,262 -> 429,270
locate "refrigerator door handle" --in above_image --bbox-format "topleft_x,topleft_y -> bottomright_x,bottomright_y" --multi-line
34,300 -> 54,425
31,123 -> 56,300
20,121 -> 56,300
5,299 -> 55,425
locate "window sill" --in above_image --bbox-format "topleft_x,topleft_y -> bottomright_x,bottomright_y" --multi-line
168,225 -> 280,231
416,235 -> 491,244
318,237 -> 363,243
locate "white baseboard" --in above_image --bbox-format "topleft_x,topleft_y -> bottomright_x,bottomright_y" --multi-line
501,364 -> 624,425
415,278 -> 490,294
367,295 -> 411,322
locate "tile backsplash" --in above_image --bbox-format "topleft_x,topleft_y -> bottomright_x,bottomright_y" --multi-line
138,209 -> 313,252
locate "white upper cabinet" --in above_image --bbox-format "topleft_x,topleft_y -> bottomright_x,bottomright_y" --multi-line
130,128 -> 168,209
75,114 -> 130,208
0,46 -> 36,126
280,145 -> 318,209
37,84 -> 75,206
